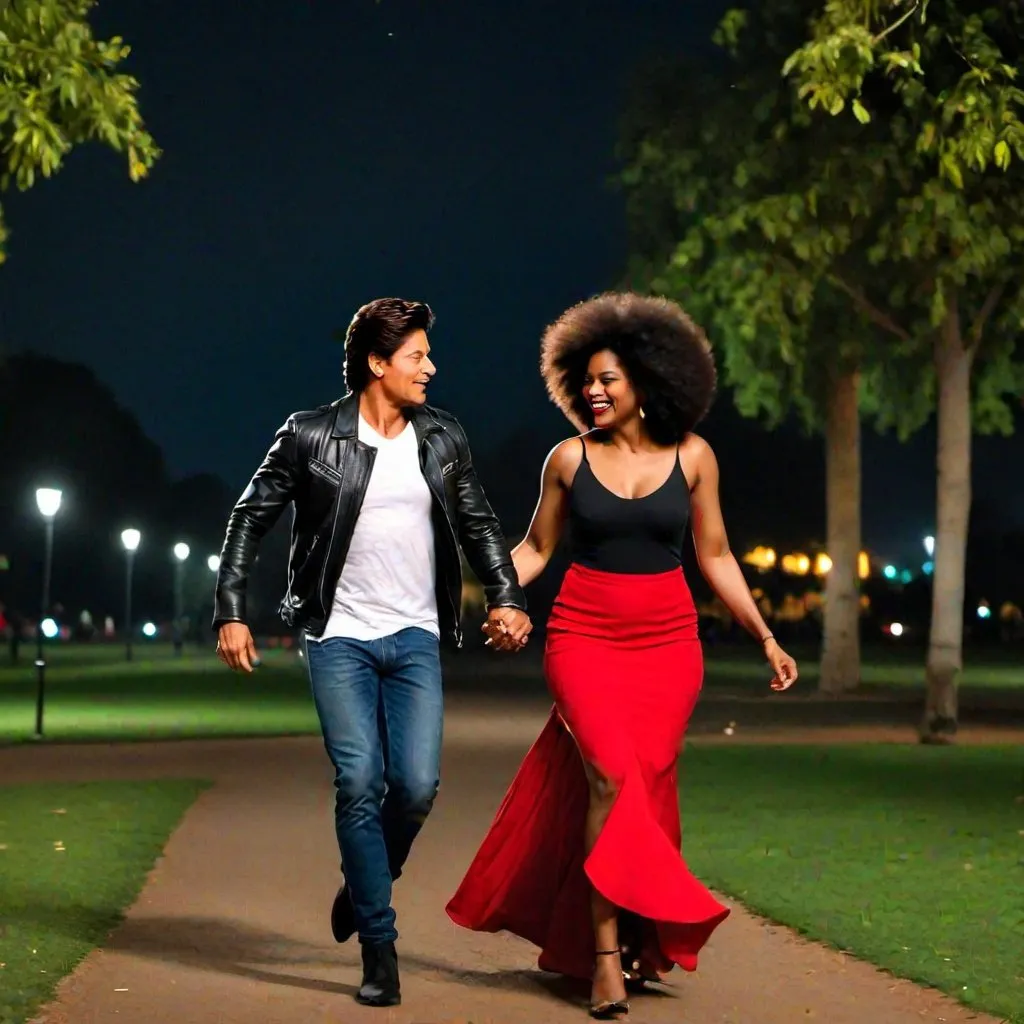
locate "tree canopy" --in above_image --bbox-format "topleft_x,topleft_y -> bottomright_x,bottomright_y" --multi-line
0,0 -> 159,262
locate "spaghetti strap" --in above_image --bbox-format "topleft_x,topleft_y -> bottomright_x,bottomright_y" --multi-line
579,437 -> 589,463
677,444 -> 692,492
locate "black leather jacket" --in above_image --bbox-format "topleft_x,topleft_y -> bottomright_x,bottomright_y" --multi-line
213,393 -> 526,648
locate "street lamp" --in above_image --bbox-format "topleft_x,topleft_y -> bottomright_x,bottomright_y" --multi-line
34,487 -> 62,739
923,535 -> 935,557
173,543 -> 190,656
207,554 -> 221,573
121,528 -> 141,662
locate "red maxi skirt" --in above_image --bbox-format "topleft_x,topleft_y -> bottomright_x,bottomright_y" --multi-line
446,563 -> 730,981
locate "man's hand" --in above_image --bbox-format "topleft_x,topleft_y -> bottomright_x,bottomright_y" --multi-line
481,607 -> 532,652
217,622 -> 259,673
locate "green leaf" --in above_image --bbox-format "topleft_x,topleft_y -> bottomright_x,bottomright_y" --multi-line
994,139 -> 1011,170
852,99 -> 871,124
0,0 -> 160,264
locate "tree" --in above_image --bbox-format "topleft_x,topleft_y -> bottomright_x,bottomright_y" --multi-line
0,0 -> 159,263
618,6 -> 889,694
784,0 -> 1024,739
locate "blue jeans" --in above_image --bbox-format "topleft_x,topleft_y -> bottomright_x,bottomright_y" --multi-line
305,627 -> 443,944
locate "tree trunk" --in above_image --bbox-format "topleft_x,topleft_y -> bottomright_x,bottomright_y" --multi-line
819,367 -> 862,694
922,298 -> 974,743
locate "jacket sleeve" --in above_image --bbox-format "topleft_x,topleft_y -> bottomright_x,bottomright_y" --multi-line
448,418 -> 527,612
212,417 -> 302,630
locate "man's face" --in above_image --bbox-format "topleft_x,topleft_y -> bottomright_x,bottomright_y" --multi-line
372,328 -> 436,407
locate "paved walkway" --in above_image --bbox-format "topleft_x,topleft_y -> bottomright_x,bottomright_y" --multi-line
3,701 -> 1007,1024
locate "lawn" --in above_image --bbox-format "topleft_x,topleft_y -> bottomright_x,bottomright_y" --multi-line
701,641 -> 1024,691
681,743 -> 1024,1023
0,646 -> 319,743
1,641 -> 1021,743
0,778 -> 209,1024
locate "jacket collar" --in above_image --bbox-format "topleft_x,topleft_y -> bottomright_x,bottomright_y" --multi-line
331,391 -> 442,441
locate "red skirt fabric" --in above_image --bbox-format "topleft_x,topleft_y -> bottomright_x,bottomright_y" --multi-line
446,563 -> 730,981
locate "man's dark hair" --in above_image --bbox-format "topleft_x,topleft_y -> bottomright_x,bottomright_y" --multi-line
342,297 -> 435,392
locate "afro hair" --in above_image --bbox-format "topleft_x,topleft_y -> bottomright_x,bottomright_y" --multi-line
540,292 -> 717,445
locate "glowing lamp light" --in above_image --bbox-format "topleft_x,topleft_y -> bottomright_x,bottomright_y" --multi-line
900,569 -> 913,584
883,565 -> 898,580
781,553 -> 811,576
142,621 -> 158,638
923,535 -> 935,557
121,528 -> 141,552
977,603 -> 991,620
173,542 -> 190,562
814,553 -> 833,576
889,622 -> 904,637
922,560 -> 934,575
858,552 -> 870,580
40,617 -> 59,639
741,546 -> 777,571
35,488 -> 63,518
207,554 -> 221,573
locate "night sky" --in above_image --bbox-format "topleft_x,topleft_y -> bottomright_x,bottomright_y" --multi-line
1,0 -> 1022,565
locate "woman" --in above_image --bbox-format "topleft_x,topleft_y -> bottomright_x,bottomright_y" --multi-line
446,293 -> 798,1019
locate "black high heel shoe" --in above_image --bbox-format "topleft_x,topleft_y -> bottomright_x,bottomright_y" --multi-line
590,949 -> 630,1020
618,912 -> 661,992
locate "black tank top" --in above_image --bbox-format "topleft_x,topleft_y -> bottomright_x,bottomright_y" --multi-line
568,437 -> 690,574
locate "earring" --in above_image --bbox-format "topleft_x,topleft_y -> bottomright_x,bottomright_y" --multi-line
639,407 -> 646,420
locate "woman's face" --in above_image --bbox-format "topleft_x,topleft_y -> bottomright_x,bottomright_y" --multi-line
582,350 -> 641,430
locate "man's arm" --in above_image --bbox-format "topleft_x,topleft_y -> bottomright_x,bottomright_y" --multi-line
447,418 -> 527,613
213,416 -> 303,631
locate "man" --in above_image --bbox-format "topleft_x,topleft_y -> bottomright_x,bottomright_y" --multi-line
213,298 -> 531,1008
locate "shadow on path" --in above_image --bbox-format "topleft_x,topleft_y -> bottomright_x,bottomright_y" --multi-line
105,914 -> 613,1011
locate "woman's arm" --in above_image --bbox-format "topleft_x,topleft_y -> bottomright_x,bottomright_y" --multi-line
510,439 -> 577,587
483,440 -> 578,650
688,436 -> 798,689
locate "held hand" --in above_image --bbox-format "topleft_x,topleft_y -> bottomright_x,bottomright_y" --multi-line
482,607 -> 532,652
217,622 -> 259,673
764,638 -> 798,691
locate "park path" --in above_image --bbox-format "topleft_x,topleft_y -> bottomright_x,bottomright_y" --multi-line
2,699 -> 1009,1024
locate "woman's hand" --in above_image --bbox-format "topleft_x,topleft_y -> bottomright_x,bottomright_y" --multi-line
764,638 -> 798,691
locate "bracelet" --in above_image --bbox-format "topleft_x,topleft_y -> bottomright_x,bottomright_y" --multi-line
759,634 -> 775,646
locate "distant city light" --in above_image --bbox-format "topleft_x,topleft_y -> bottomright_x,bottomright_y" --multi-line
173,542 -> 190,562
858,551 -> 870,580
883,565 -> 898,580
899,569 -> 913,585
922,561 -> 934,575
889,622 -> 904,637
977,603 -> 991,620
142,622 -> 158,637
207,554 -> 221,573
40,617 -> 59,639
781,552 -> 811,576
35,488 -> 63,518
923,535 -> 935,557
814,553 -> 833,576
121,528 -> 141,552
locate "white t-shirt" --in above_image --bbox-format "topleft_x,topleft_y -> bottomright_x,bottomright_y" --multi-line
313,416 -> 439,642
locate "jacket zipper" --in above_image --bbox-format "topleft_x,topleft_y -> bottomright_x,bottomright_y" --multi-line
421,433 -> 463,649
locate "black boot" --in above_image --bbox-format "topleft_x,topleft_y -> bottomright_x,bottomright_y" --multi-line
356,941 -> 401,1007
330,884 -> 356,943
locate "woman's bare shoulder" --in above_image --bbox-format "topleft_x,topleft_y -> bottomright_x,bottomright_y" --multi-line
681,432 -> 715,461
545,435 -> 586,481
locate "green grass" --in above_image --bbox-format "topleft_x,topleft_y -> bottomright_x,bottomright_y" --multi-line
0,646 -> 319,743
0,642 -> 1021,744
702,642 -> 1024,692
681,744 -> 1024,1022
0,778 -> 210,1024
